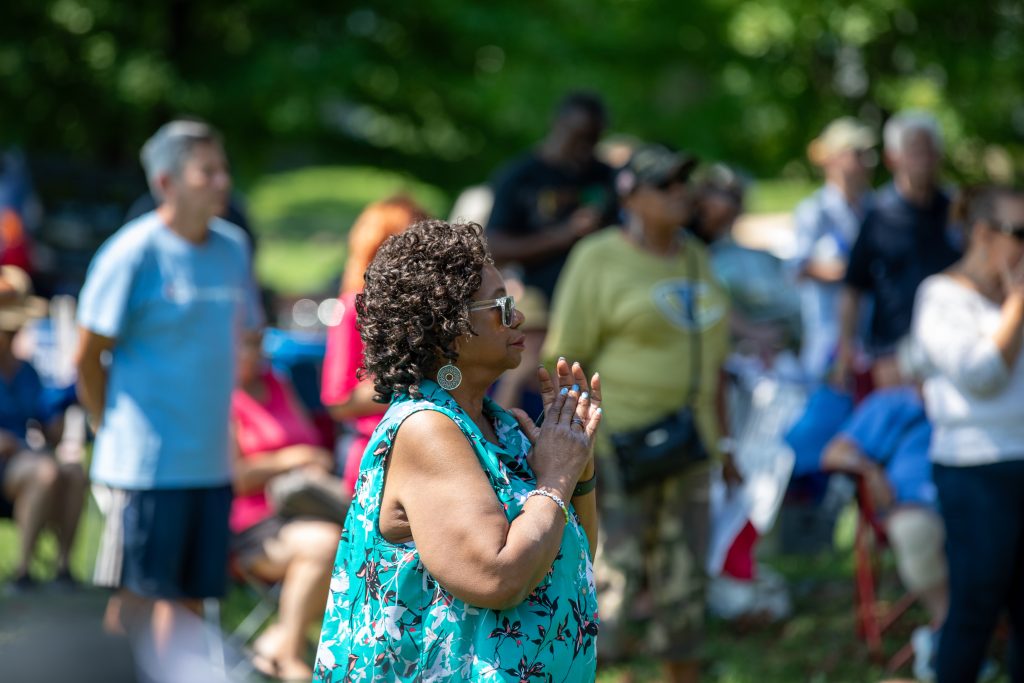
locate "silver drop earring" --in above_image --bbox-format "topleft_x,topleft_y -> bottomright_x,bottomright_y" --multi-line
436,364 -> 462,391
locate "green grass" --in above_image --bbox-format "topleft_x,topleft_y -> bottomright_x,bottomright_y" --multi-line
0,495 -> 104,582
247,166 -> 451,295
747,179 -> 818,214
247,166 -> 816,295
255,237 -> 348,296
7,500 -> 1009,682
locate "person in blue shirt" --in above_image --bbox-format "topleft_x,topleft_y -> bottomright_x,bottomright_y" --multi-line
74,120 -> 261,679
0,266 -> 86,593
821,384 -> 947,679
790,117 -> 876,382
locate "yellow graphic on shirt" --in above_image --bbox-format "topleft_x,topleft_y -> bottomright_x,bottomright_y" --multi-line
652,279 -> 728,331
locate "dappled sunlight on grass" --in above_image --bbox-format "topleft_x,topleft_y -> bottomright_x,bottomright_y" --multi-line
747,179 -> 819,214
247,167 -> 820,295
255,238 -> 347,295
248,165 -> 449,241
247,165 -> 450,294
1,500 -> 1011,681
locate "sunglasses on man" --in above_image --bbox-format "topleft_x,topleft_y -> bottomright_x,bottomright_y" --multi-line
469,295 -> 517,327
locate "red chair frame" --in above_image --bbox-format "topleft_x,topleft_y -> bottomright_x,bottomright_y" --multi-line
853,475 -> 917,672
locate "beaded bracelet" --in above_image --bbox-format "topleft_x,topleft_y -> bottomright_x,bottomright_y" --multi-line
525,489 -> 570,524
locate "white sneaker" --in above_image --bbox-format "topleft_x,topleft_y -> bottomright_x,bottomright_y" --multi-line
708,574 -> 792,622
707,575 -> 758,620
912,626 -> 936,682
754,579 -> 792,621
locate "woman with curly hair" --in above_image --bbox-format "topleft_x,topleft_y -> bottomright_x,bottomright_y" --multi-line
313,220 -> 603,682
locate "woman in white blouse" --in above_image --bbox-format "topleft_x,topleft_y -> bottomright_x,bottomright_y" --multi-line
912,185 -> 1024,682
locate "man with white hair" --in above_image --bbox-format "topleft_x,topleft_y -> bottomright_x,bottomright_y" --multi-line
834,111 -> 961,388
75,119 -> 261,680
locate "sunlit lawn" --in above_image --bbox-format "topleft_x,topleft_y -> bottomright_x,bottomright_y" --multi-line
6,499 -> 1010,682
746,179 -> 819,215
248,167 -> 817,296
247,165 -> 450,295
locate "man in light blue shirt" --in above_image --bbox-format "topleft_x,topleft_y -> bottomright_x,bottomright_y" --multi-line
791,117 -> 876,381
75,120 -> 260,680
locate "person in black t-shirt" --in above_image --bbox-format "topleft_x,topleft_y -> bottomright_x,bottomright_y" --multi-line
834,111 -> 961,389
485,92 -> 617,412
486,91 -> 618,306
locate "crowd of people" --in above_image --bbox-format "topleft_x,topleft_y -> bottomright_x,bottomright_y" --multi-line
0,90 -> 1022,683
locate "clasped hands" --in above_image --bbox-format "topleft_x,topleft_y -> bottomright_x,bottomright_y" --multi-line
510,358 -> 602,501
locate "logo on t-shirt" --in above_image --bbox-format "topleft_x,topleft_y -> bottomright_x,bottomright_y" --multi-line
164,280 -> 244,305
652,279 -> 727,331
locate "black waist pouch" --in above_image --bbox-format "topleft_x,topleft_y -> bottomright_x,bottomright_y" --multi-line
610,407 -> 708,492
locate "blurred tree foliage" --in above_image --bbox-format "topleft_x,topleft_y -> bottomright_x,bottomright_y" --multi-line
1,0 -> 1022,192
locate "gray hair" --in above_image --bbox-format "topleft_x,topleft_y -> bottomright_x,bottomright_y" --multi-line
883,110 -> 943,156
139,120 -> 222,197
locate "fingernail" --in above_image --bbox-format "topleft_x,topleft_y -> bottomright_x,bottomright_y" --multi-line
560,387 -> 568,396
595,408 -> 603,415
580,392 -> 589,400
558,356 -> 566,362
571,384 -> 579,392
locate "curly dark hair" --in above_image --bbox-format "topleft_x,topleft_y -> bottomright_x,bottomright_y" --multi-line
356,219 -> 493,401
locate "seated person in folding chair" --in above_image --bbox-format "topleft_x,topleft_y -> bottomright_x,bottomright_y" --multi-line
0,265 -> 86,592
820,374 -> 947,679
231,329 -> 347,682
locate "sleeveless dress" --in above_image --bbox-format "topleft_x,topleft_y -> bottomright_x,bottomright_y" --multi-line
313,379 -> 598,682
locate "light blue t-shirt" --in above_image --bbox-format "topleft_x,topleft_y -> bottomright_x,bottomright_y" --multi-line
77,212 -> 260,489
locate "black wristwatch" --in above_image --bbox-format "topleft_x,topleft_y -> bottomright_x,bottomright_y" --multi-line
573,472 -> 597,497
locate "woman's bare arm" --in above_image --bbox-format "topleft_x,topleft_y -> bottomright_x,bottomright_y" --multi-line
326,379 -> 381,420
384,381 -> 597,611
233,443 -> 334,495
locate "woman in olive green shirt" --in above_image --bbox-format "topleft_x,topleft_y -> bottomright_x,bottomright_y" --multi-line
543,145 -> 735,683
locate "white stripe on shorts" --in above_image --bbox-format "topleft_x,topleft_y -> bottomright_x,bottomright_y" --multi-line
92,484 -> 129,588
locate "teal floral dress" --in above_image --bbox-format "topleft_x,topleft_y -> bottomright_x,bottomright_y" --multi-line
314,380 -> 599,682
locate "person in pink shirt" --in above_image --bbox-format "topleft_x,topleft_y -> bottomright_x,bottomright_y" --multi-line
321,196 -> 427,493
231,330 -> 345,682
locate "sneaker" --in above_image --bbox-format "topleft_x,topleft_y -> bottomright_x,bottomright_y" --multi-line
912,626 -> 936,682
754,580 -> 792,621
708,575 -> 758,620
913,625 -> 1000,683
6,573 -> 37,596
977,658 -> 999,682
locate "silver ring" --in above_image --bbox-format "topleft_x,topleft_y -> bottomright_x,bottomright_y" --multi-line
571,416 -> 585,428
